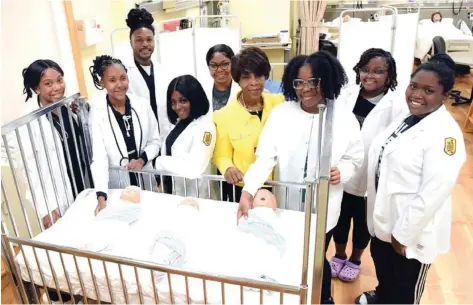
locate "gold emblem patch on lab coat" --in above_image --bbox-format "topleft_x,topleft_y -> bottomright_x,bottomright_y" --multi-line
203,132 -> 212,146
444,137 -> 456,156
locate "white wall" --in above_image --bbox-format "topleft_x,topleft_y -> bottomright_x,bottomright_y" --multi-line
1,0 -> 78,125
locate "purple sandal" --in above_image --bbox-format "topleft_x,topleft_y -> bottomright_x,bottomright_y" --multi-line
330,256 -> 347,278
338,261 -> 361,282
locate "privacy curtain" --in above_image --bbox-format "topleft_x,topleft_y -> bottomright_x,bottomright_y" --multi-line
298,0 -> 327,55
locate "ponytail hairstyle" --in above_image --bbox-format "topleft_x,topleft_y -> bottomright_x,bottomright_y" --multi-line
89,55 -> 127,90
22,59 -> 64,102
411,53 -> 455,93
126,8 -> 155,38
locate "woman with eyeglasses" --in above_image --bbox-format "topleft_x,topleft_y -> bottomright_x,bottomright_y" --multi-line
330,48 -> 408,282
213,47 -> 284,202
238,51 -> 364,304
205,44 -> 240,111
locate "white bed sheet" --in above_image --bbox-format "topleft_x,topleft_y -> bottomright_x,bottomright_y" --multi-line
15,189 -> 318,304
415,22 -> 473,59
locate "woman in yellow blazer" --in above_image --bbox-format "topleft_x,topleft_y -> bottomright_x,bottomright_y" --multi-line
213,47 -> 285,202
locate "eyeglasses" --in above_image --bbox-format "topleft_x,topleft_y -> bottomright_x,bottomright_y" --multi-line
293,78 -> 320,90
359,68 -> 387,77
209,61 -> 231,71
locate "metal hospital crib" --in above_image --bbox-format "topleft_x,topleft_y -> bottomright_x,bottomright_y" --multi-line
1,94 -> 335,304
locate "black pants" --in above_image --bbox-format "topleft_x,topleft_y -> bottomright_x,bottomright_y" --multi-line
371,237 -> 430,304
322,230 -> 334,302
333,192 -> 371,250
217,169 -> 242,202
217,169 -> 271,202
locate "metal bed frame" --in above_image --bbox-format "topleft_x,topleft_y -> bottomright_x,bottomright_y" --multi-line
1,94 -> 334,304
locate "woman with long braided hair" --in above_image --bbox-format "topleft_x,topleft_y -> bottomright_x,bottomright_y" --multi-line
88,55 -> 160,215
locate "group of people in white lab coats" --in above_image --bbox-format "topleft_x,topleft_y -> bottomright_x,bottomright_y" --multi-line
12,5 -> 466,304
235,50 -> 465,304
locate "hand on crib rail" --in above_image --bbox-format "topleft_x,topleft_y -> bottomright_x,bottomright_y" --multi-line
224,167 -> 244,184
126,158 -> 145,170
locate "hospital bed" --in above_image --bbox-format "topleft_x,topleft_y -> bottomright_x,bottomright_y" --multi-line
415,18 -> 473,65
336,4 -> 420,91
1,94 -> 336,304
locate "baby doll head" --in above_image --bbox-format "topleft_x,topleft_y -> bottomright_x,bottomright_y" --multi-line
253,189 -> 277,210
120,186 -> 141,204
178,197 -> 200,210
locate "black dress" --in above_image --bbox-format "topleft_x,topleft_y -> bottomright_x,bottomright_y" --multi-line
50,105 -> 92,198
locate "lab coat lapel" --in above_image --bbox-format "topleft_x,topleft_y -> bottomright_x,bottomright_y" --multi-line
382,106 -> 445,156
106,106 -> 128,160
153,60 -> 165,101
369,90 -> 395,116
343,85 -> 360,111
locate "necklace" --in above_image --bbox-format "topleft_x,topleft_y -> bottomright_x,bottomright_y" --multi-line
239,93 -> 263,113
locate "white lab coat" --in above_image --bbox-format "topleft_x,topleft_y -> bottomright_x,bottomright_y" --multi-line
204,80 -> 240,113
339,84 -> 409,197
1,103 -> 75,218
367,105 -> 466,264
243,101 -> 364,232
123,57 -> 171,143
88,93 -> 161,196
156,115 -> 216,198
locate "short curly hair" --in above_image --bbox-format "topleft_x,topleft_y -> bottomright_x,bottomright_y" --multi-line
281,51 -> 348,101
231,47 -> 271,83
353,48 -> 398,94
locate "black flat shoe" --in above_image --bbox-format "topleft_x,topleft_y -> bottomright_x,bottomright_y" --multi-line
321,296 -> 335,304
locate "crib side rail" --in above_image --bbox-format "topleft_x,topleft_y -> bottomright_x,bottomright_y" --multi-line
1,94 -> 91,239
2,234 -> 308,304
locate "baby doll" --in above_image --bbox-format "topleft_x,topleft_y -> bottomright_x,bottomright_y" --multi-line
253,189 -> 277,210
178,197 -> 200,210
120,186 -> 141,204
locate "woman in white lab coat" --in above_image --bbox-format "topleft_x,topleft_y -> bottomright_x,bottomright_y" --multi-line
355,54 -> 466,305
238,51 -> 364,304
124,8 -> 170,139
155,75 -> 216,197
330,48 -> 407,282
204,44 -> 240,111
3,60 -> 91,231
88,55 -> 160,215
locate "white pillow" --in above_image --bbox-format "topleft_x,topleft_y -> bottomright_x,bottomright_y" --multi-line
419,17 -> 453,25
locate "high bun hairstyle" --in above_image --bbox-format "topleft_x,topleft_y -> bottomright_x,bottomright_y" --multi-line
411,53 -> 456,93
126,8 -> 155,38
89,55 -> 127,90
22,59 -> 64,102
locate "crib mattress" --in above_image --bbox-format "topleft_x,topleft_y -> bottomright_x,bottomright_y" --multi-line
14,189 -> 318,304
